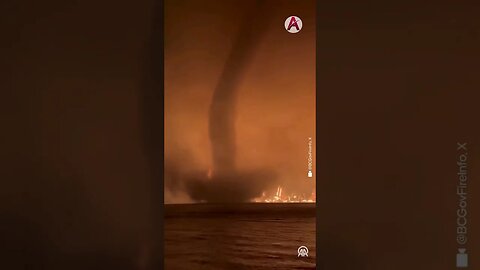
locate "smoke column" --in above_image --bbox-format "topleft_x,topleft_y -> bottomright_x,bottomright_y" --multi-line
208,0 -> 266,174
170,1 -> 278,202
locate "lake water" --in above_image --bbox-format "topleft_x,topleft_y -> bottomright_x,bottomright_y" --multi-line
165,203 -> 316,270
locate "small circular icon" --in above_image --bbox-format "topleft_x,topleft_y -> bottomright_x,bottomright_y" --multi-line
298,246 -> 309,257
457,234 -> 467,245
285,16 -> 303,33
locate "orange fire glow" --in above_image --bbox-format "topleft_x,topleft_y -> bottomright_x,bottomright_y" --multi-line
207,167 -> 213,179
252,186 -> 315,203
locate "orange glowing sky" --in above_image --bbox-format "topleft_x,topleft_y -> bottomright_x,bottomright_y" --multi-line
164,0 -> 316,202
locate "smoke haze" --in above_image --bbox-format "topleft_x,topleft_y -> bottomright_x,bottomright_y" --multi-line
164,0 -> 316,203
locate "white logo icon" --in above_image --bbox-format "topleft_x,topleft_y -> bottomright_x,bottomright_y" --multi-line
457,248 -> 468,268
298,246 -> 309,257
308,171 -> 313,178
285,16 -> 303,33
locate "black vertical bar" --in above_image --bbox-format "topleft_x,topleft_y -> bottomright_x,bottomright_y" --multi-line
142,0 -> 164,268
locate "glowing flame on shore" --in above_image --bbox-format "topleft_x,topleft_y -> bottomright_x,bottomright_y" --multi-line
252,186 -> 315,203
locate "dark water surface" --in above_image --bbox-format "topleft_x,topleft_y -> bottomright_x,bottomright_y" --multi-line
165,203 -> 316,270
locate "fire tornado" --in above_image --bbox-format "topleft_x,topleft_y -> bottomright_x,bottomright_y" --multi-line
180,1 -> 277,202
